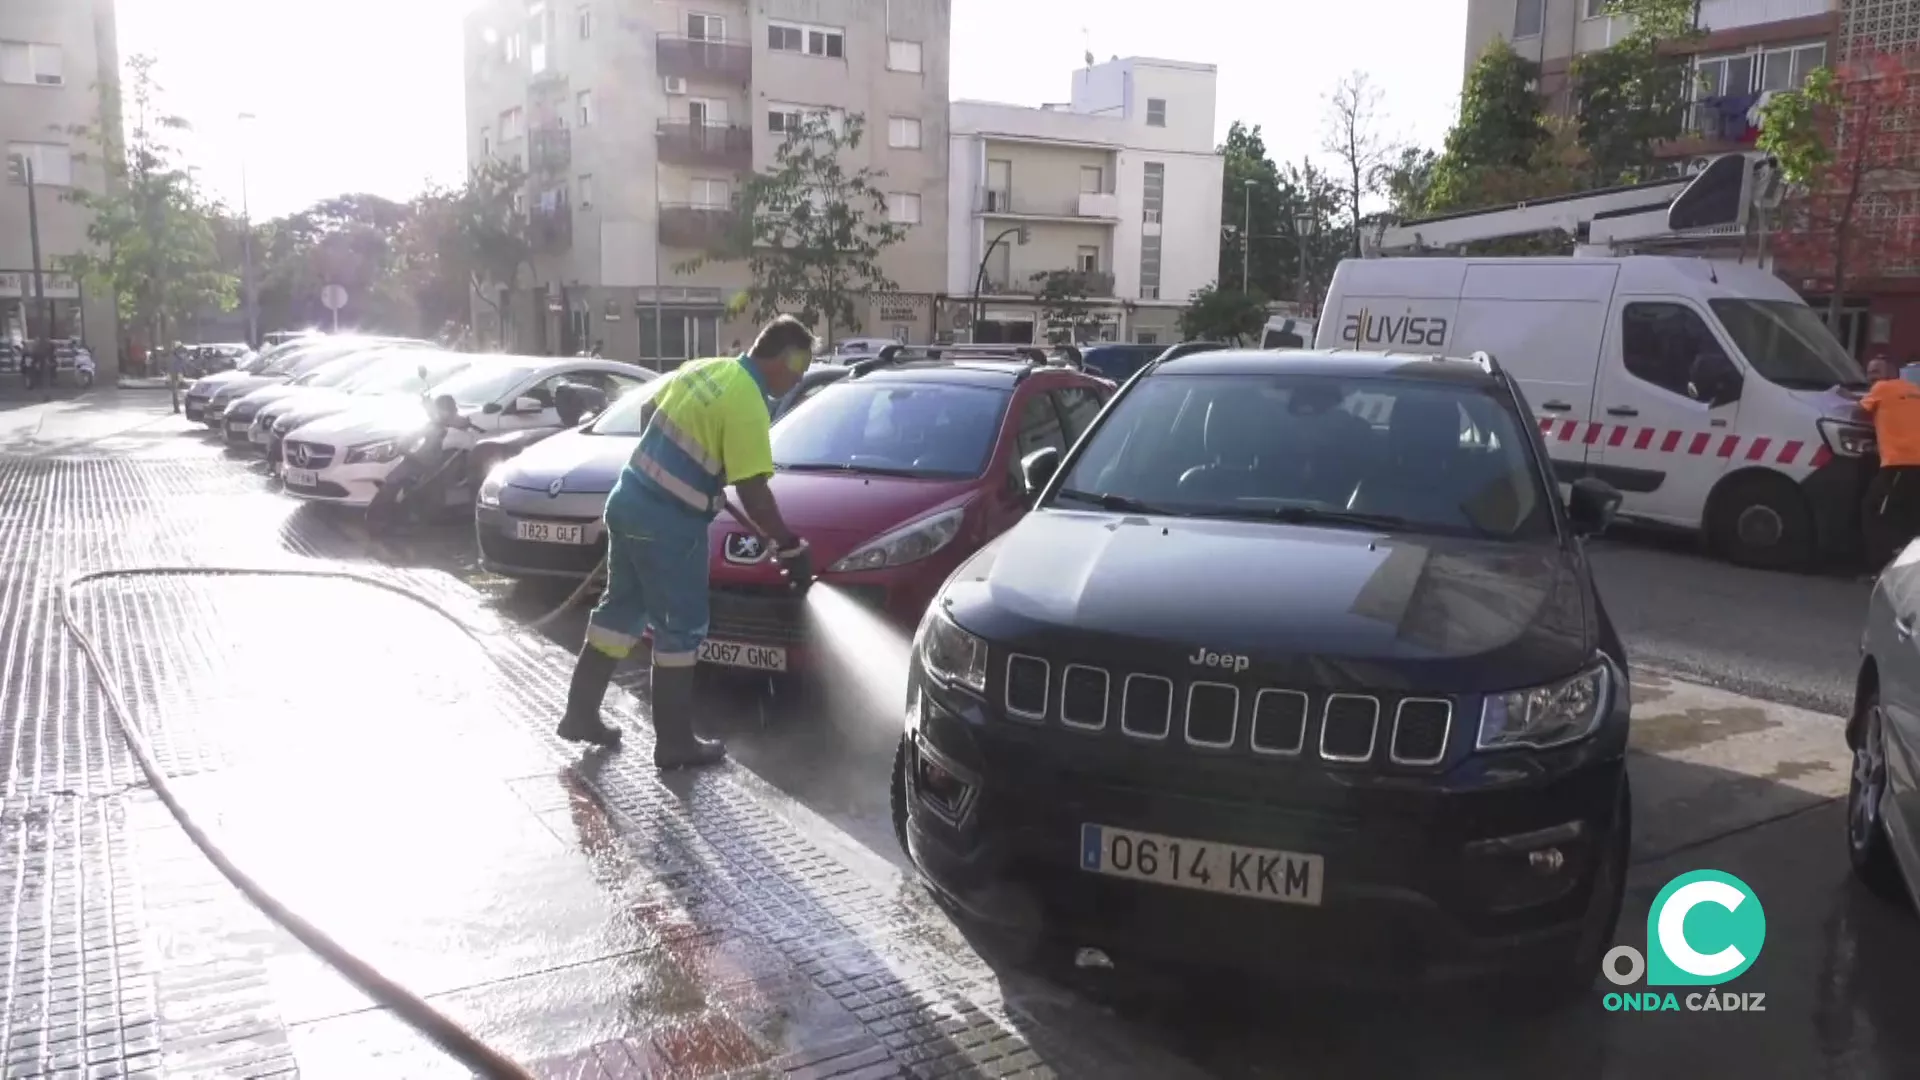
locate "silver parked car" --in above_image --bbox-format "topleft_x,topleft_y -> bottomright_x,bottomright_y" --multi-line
1851,546 -> 1920,899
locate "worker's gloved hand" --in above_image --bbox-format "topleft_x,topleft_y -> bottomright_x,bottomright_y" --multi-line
775,538 -> 815,593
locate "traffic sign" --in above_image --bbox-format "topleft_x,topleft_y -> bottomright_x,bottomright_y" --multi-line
321,284 -> 348,311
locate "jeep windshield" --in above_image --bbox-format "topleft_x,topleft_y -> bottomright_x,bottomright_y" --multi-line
772,381 -> 1010,479
1051,372 -> 1555,540
1710,298 -> 1868,391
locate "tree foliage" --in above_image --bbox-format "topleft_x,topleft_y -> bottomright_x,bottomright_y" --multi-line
1218,121 -> 1289,295
1571,0 -> 1700,185
1030,269 -> 1104,344
56,55 -> 235,346
1322,71 -> 1399,255
1179,284 -> 1268,344
1759,52 -> 1920,321
1425,41 -> 1550,213
684,112 -> 906,342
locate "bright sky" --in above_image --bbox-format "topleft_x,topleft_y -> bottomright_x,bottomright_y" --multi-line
120,0 -> 1467,220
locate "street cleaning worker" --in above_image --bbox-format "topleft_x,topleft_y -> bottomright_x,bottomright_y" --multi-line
558,314 -> 817,766
1861,356 -> 1920,568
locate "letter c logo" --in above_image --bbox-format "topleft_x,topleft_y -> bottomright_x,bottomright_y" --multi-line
1646,870 -> 1765,986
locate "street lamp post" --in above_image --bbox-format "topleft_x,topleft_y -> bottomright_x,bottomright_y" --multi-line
1293,209 -> 1320,314
1241,179 -> 1255,294
971,225 -> 1028,341
238,112 -> 258,348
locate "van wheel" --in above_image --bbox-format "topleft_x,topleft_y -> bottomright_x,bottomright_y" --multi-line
1709,473 -> 1813,570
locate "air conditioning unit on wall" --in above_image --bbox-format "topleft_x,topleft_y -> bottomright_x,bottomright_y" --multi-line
663,76 -> 688,95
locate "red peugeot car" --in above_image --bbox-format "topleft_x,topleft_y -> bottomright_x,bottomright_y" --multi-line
697,349 -> 1114,675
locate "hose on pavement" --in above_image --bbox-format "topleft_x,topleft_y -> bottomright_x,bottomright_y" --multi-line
62,565 -> 536,1080
518,498 -> 759,631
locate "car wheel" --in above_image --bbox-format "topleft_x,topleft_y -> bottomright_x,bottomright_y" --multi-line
890,736 -> 912,859
1849,693 -> 1906,901
1709,473 -> 1813,570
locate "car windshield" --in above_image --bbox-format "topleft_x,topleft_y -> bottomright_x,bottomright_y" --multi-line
1053,372 -> 1554,540
585,375 -> 672,436
291,350 -> 388,387
1709,299 -> 1868,391
430,362 -> 542,408
341,353 -> 473,395
772,381 -> 1010,479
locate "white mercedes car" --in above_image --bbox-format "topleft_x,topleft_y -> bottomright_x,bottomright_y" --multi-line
279,356 -> 653,507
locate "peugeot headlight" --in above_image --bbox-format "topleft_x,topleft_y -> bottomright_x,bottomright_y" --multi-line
478,469 -> 505,507
830,507 -> 966,573
1477,662 -> 1613,751
1816,417 -> 1875,459
345,439 -> 399,465
915,605 -> 988,696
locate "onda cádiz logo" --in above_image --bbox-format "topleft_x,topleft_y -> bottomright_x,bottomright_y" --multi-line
1340,307 -> 1449,348
1601,870 -> 1767,1014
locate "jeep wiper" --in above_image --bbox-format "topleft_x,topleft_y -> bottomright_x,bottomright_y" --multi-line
1053,488 -> 1182,515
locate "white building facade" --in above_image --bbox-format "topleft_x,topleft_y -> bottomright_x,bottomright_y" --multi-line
945,56 -> 1223,346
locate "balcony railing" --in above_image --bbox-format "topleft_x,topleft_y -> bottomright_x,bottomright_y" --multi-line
530,200 -> 573,253
984,268 -> 1116,297
659,203 -> 738,249
657,34 -> 752,83
977,187 -> 1120,219
657,121 -> 753,170
529,125 -> 571,174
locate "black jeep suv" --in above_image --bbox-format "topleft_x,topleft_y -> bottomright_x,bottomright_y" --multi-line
891,347 -> 1631,992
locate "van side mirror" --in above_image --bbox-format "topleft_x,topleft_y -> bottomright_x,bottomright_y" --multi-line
1568,477 -> 1622,537
1020,446 -> 1061,501
1690,353 -> 1742,407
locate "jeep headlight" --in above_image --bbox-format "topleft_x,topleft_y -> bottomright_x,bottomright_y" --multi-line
915,605 -> 988,696
345,439 -> 399,465
830,507 -> 966,573
1477,662 -> 1612,751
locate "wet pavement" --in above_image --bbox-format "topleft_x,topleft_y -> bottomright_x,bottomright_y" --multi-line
4,392 -> 1920,1078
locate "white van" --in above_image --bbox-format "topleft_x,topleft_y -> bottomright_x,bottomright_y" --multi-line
1314,255 -> 1874,568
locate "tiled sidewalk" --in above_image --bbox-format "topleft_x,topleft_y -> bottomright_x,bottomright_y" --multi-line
0,440 -> 1211,1078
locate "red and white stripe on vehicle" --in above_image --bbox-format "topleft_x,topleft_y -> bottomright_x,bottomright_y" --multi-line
1534,416 -> 1832,471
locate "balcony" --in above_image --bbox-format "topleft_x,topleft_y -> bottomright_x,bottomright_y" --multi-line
530,198 -> 573,254
983,268 -> 1116,297
529,125 -> 571,174
659,203 -> 738,249
977,187 -> 1120,220
657,34 -> 752,83
657,121 -> 753,170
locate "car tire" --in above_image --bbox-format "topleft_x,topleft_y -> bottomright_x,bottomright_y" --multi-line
1708,472 -> 1813,570
1849,692 -> 1906,902
890,735 -> 912,859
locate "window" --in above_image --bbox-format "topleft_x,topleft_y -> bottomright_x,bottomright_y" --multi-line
1013,393 -> 1069,464
1080,165 -> 1103,194
687,13 -> 724,40
505,32 -> 524,62
888,39 -> 923,72
528,2 -> 550,73
888,192 -> 922,224
480,126 -> 492,158
576,89 -> 594,127
1583,0 -> 1609,17
7,142 -> 72,186
1051,387 -> 1107,442
889,116 -> 922,149
636,312 -> 719,363
1620,303 -> 1731,401
1760,42 -> 1827,92
1076,246 -> 1101,273
769,21 -> 842,57
0,42 -> 63,86
775,382 -> 1011,479
577,4 -> 594,40
1136,331 -> 1160,345
1709,299 -> 1864,390
499,107 -> 524,141
768,107 -> 803,134
689,177 -> 730,207
1514,0 -> 1544,37
578,173 -> 594,209
1146,98 -> 1167,127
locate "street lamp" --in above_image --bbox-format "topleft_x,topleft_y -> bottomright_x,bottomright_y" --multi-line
1241,179 -> 1256,294
238,112 -> 258,348
972,225 -> 1029,341
1292,208 -> 1320,314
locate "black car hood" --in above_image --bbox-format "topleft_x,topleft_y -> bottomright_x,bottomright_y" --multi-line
942,509 -> 1595,694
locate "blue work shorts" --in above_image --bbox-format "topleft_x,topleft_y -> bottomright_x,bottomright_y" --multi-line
584,492 -> 711,667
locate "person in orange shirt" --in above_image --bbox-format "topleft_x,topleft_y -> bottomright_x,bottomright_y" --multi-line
1860,357 -> 1920,567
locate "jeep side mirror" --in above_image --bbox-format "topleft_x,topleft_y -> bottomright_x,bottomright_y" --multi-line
1020,446 -> 1061,500
1568,477 -> 1622,536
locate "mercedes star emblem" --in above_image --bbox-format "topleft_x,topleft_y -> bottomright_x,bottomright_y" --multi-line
290,444 -> 309,467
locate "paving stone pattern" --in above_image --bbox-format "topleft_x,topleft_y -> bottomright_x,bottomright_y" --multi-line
0,450 -> 1213,1079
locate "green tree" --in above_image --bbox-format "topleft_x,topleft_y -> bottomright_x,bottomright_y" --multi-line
1280,158 -> 1348,313
1179,284 -> 1268,344
1218,121 -> 1287,297
1571,0 -> 1701,185
1377,146 -> 1438,219
454,159 -> 533,339
57,55 -> 235,350
684,112 -> 906,342
1322,71 -> 1399,256
1031,269 -> 1104,344
1426,40 -> 1552,212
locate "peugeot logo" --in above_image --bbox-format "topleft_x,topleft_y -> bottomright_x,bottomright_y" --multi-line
290,444 -> 310,467
723,532 -> 768,564
548,477 -> 565,497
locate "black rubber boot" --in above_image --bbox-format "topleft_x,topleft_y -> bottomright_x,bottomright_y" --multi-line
556,643 -> 623,748
650,663 -> 725,770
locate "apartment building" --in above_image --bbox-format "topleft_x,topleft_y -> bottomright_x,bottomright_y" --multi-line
944,57 -> 1223,346
463,0 -> 950,363
0,0 -> 119,374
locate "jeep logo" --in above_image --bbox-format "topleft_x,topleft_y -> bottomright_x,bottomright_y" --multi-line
1188,648 -> 1250,673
